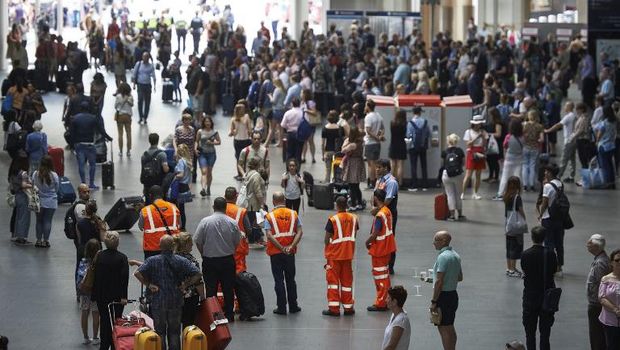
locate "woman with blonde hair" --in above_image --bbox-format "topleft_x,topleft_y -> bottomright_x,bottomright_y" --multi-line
415,71 -> 430,95
441,134 -> 466,221
174,232 -> 205,328
229,103 -> 252,180
173,144 -> 192,230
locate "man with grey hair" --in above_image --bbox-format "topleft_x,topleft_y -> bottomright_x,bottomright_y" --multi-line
135,235 -> 202,350
586,233 -> 610,350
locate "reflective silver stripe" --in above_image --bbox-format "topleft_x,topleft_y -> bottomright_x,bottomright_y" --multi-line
269,212 -> 279,236
327,284 -> 339,290
172,206 -> 178,229
330,214 -> 357,244
235,207 -> 242,224
341,287 -> 352,292
374,274 -> 389,280
373,266 -> 389,272
288,209 -> 296,236
269,210 -> 297,238
334,215 -> 344,241
328,301 -> 340,307
342,304 -> 354,308
145,207 -> 156,232
144,227 -> 174,233
331,236 -> 356,244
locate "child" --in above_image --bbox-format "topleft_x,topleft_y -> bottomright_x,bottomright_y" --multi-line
76,239 -> 102,345
281,158 -> 304,212
503,176 -> 527,278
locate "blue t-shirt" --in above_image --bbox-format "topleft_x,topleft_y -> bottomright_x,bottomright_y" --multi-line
433,246 -> 462,291
175,158 -> 191,184
595,120 -> 617,152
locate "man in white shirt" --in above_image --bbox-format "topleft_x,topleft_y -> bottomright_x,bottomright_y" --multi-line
363,99 -> 385,189
536,164 -> 566,276
281,98 -> 304,162
591,96 -> 605,127
545,101 -> 576,182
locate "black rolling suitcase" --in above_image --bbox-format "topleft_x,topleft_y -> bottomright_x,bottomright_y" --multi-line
303,171 -> 314,207
104,195 -> 145,231
102,142 -> 115,190
313,182 -> 334,210
162,79 -> 174,102
235,271 -> 265,320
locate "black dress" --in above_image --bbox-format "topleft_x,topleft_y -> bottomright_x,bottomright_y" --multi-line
389,123 -> 407,160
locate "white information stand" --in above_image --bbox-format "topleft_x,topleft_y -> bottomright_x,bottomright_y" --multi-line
442,95 -> 474,151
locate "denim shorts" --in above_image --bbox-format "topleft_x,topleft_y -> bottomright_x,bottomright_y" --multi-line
198,152 -> 217,168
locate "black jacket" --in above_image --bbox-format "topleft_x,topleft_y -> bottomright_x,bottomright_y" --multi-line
91,249 -> 129,303
521,245 -> 557,298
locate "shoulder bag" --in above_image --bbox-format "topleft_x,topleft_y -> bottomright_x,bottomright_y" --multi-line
505,195 -> 528,236
79,251 -> 100,294
542,248 -> 562,313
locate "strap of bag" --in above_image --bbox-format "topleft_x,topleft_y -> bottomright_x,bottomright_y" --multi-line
152,202 -> 173,235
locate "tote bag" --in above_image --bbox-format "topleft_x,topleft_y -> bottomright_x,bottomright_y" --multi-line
505,195 -> 528,236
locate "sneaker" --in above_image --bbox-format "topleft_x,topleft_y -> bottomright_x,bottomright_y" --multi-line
491,195 -> 503,201
458,215 -> 467,221
44,241 -> 51,248
408,188 -> 419,192
289,306 -> 302,313
234,175 -> 243,181
35,240 -> 43,247
355,204 -> 364,211
447,216 -> 456,222
10,236 -> 17,242
118,152 -> 123,157
472,193 -> 482,200
200,189 -> 207,197
347,206 -> 358,212
322,309 -> 340,317
422,188 -> 428,192
506,270 -> 520,278
89,185 -> 100,191
273,308 -> 287,315
126,151 -> 131,157
460,193 -> 465,200
366,305 -> 388,312
91,338 -> 100,345
82,338 -> 91,345
575,181 -> 583,187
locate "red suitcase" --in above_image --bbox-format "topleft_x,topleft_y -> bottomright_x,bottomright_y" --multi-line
47,146 -> 64,176
434,193 -> 449,220
195,297 -> 232,350
109,302 -> 147,350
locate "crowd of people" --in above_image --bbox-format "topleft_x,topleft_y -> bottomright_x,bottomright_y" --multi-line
3,3 -> 620,350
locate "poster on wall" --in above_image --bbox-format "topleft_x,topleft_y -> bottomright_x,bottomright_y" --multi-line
596,39 -> 620,73
588,0 -> 620,32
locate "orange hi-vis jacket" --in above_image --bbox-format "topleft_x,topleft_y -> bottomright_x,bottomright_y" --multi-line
226,202 -> 249,259
325,211 -> 358,261
368,206 -> 396,257
265,206 -> 299,256
141,199 -> 181,251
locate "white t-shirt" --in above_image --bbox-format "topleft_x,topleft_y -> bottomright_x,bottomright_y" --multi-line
381,311 -> 411,350
560,112 -> 576,145
364,111 -> 384,145
591,106 -> 604,127
542,179 -> 562,219
463,129 -> 487,147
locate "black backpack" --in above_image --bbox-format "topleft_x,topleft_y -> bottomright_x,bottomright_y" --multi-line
409,119 -> 429,149
64,200 -> 85,240
140,150 -> 164,186
5,128 -> 27,156
548,182 -> 570,218
445,148 -> 463,177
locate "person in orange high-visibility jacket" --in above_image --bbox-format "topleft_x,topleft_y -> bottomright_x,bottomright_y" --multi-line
264,191 -> 303,315
138,185 -> 181,259
366,188 -> 396,311
322,196 -> 359,317
225,187 -> 251,274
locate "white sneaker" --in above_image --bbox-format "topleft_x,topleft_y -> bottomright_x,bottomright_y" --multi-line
82,338 -> 91,345
554,271 -> 563,278
472,193 -> 482,200
91,338 -> 100,345
408,188 -> 418,192
460,193 -> 465,200
118,152 -> 123,157
422,188 -> 428,192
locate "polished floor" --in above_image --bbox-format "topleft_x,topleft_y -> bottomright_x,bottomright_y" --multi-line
0,67 -> 617,350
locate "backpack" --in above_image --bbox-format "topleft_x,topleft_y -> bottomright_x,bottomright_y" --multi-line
64,200 -> 86,240
140,150 -> 164,186
409,119 -> 429,149
548,182 -> 570,218
444,148 -> 463,177
296,111 -> 313,142
6,128 -> 27,155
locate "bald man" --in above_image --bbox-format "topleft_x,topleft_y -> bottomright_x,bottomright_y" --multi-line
430,231 -> 463,350
135,235 -> 202,350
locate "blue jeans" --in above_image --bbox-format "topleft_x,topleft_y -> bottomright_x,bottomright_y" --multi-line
152,306 -> 182,350
598,146 -> 616,185
74,143 -> 97,186
35,207 -> 55,241
14,192 -> 30,239
522,147 -> 539,188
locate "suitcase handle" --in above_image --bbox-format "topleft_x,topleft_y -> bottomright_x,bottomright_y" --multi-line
107,300 -> 137,327
209,312 -> 229,331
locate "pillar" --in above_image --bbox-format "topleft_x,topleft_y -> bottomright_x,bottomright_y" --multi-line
0,0 -> 7,71
288,0 -> 309,43
453,0 -> 469,41
576,0 -> 587,23
35,0 -> 40,45
57,0 -> 63,35
510,0 -> 529,31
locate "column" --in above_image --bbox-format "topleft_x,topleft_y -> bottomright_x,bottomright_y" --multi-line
35,0 -> 40,46
576,0 -> 587,23
453,0 -> 468,41
288,0 -> 309,43
0,0 -> 7,71
57,0 -> 63,35
510,0 -> 529,31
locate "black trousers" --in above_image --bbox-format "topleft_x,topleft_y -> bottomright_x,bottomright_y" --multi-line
286,132 -> 303,164
588,303 -> 607,350
348,183 -> 362,207
604,325 -> 620,350
408,148 -> 428,188
270,253 -> 298,311
388,213 -> 398,272
486,154 -> 501,179
202,255 -> 236,320
182,294 -> 200,330
577,139 -> 597,169
137,83 -> 152,121
522,295 -> 555,350
285,198 -> 301,212
192,33 -> 200,54
582,77 -> 597,110
246,210 -> 263,243
98,302 -> 123,350
176,30 -> 186,53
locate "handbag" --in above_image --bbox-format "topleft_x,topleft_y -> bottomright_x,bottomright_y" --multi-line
79,251 -> 100,294
307,109 -> 322,126
505,195 -> 528,236
429,307 -> 442,326
473,152 -> 486,160
541,246 -> 562,313
580,157 -> 605,189
25,187 -> 40,213
236,172 -> 260,208
486,136 -> 499,155
6,190 -> 15,208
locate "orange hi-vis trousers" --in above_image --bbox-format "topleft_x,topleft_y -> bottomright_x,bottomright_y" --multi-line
325,260 -> 354,313
371,255 -> 391,308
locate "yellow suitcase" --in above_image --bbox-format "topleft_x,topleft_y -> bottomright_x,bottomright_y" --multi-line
183,325 -> 208,350
134,327 -> 162,350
